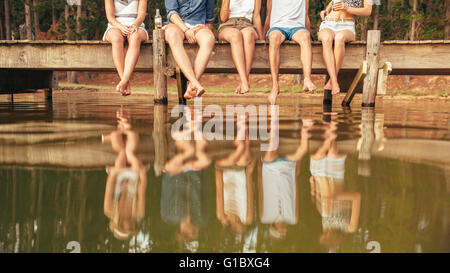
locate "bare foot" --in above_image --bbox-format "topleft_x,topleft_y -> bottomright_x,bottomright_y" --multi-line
116,80 -> 128,95
268,87 -> 279,105
239,82 -> 249,94
235,85 -> 241,94
184,82 -> 196,99
323,80 -> 332,91
193,82 -> 206,97
331,80 -> 340,95
303,78 -> 317,92
122,82 -> 131,96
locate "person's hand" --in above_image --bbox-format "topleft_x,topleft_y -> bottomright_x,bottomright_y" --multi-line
129,24 -> 138,35
185,28 -> 196,44
320,10 -> 327,20
334,1 -> 346,11
119,24 -> 132,36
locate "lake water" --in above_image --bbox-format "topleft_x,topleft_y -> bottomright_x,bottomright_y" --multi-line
0,91 -> 448,253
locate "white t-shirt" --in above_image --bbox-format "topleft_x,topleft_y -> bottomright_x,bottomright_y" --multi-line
223,168 -> 248,223
270,0 -> 306,29
261,159 -> 297,225
229,0 -> 255,22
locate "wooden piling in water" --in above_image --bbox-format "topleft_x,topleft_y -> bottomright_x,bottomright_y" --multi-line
153,29 -> 168,104
362,30 -> 381,107
358,107 -> 375,176
153,104 -> 168,176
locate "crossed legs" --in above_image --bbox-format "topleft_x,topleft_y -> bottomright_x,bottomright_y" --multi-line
165,27 -> 215,99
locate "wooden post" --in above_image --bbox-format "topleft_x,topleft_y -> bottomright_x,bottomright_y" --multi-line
153,29 -> 168,104
153,104 -> 168,176
376,62 -> 392,95
362,30 -> 381,107
357,107 -> 375,177
176,66 -> 187,104
342,61 -> 367,106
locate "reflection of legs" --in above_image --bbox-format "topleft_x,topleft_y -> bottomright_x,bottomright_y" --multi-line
219,28 -> 249,94
105,29 -> 126,94
268,30 -> 285,105
286,119 -> 313,161
125,130 -> 142,169
165,27 -> 204,99
117,29 -> 147,95
318,29 -> 340,94
109,131 -> 127,168
291,29 -> 317,92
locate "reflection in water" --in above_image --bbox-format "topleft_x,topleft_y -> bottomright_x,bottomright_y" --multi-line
161,107 -> 211,251
0,95 -> 448,253
309,121 -> 360,252
103,108 -> 147,240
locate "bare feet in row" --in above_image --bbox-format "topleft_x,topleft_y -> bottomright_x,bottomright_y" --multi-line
184,81 -> 206,99
324,79 -> 340,95
303,78 -> 317,92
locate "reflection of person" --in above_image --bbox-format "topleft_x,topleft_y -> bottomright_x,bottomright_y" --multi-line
103,109 -> 147,240
258,118 -> 313,239
161,117 -> 211,245
218,0 -> 264,94
318,0 -> 373,95
309,121 -> 361,250
215,118 -> 256,234
104,0 -> 149,95
164,0 -> 216,99
263,0 -> 317,104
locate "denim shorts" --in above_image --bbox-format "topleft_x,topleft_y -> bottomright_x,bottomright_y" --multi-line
266,26 -> 308,41
319,20 -> 356,36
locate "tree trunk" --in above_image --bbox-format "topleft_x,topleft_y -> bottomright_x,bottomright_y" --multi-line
33,0 -> 39,39
52,2 -> 57,26
76,0 -> 82,39
25,1 -> 32,40
361,17 -> 368,41
410,0 -> 418,41
0,0 -> 4,40
4,0 -> 11,40
387,0 -> 392,19
445,0 -> 450,40
373,4 -> 379,30
65,5 -> 69,39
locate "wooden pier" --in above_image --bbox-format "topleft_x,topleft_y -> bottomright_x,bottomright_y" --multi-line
1,32 -> 449,106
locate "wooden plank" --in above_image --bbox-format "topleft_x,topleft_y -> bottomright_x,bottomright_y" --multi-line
376,62 -> 392,95
362,30 -> 381,107
0,41 -> 448,74
342,61 -> 367,106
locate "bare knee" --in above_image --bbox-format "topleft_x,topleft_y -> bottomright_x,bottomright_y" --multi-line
241,29 -> 256,42
109,33 -> 125,45
295,31 -> 310,45
128,33 -> 142,47
198,32 -> 215,50
334,34 -> 346,48
319,33 -> 334,47
229,31 -> 243,44
165,28 -> 182,45
269,32 -> 284,47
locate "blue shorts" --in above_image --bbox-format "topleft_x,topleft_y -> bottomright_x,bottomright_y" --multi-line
266,26 -> 308,41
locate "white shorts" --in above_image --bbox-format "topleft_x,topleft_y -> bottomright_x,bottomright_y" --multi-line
102,17 -> 149,41
319,20 -> 356,36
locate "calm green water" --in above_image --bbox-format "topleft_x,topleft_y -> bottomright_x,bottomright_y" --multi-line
0,91 -> 448,253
